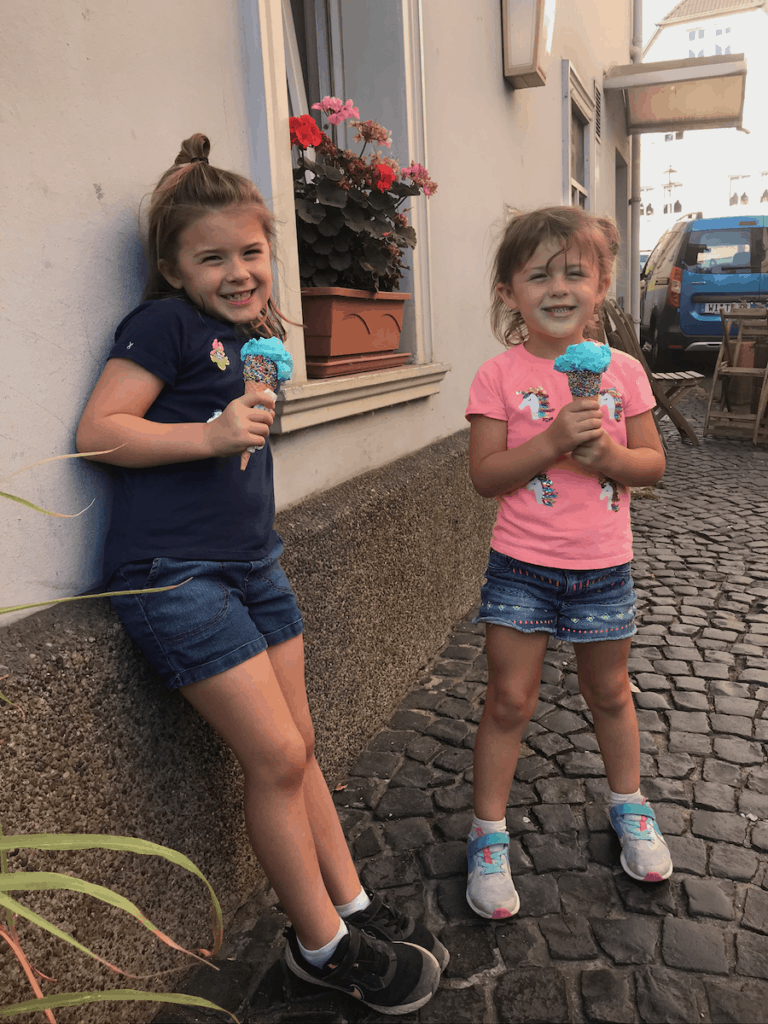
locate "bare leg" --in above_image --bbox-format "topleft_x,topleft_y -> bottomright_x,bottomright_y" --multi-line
473,626 -> 549,821
574,638 -> 640,794
181,646 -> 342,950
265,635 -> 361,907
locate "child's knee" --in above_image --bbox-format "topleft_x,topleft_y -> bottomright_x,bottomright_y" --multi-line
580,676 -> 632,716
484,682 -> 539,729
246,731 -> 309,790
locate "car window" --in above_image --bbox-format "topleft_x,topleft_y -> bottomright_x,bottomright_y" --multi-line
682,227 -> 754,273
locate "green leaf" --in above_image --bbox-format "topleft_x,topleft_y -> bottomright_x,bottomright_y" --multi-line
0,990 -> 238,1023
0,491 -> 95,519
362,243 -> 391,276
0,872 -> 214,968
312,237 -> 334,256
0,834 -> 223,954
0,449 -> 122,486
318,162 -> 344,182
394,225 -> 417,248
311,268 -> 339,287
316,179 -> 348,208
295,199 -> 326,224
328,252 -> 352,271
0,579 -> 191,616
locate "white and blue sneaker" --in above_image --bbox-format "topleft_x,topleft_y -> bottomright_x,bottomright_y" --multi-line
609,799 -> 673,882
466,827 -> 520,920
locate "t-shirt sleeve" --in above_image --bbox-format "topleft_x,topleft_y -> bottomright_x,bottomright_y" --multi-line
620,354 -> 655,418
466,358 -> 508,421
107,300 -> 187,386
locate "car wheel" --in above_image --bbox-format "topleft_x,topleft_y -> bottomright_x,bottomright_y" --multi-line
647,321 -> 671,371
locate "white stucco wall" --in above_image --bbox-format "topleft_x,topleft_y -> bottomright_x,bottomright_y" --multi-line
1,1 -> 253,616
2,0 -> 631,618
271,0 -> 633,508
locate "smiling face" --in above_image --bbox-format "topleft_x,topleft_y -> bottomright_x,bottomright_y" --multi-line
159,205 -> 272,326
497,238 -> 610,357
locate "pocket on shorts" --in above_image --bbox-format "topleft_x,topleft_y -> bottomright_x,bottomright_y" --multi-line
114,558 -> 230,643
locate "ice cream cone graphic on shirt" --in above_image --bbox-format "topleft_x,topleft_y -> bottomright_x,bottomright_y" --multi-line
239,337 -> 293,470
553,341 -> 612,397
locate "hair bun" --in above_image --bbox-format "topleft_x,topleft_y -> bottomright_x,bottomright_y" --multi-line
174,133 -> 211,167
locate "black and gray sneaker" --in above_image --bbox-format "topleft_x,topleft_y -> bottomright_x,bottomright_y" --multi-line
284,922 -> 440,1015
346,891 -> 450,971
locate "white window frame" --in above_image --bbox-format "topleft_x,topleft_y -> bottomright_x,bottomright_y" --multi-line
562,60 -> 594,209
243,0 -> 448,435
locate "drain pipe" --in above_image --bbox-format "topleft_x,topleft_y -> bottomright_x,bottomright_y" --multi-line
629,0 -> 643,336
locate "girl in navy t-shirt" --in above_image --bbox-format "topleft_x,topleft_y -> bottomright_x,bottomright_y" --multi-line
77,133 -> 444,1013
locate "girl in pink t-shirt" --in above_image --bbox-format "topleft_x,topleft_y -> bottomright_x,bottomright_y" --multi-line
464,207 -> 671,920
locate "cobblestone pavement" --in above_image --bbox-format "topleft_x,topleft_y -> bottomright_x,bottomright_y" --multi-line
164,390 -> 768,1024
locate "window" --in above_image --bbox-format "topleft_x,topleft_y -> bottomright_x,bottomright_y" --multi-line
699,29 -> 704,38
683,227 -> 754,272
716,28 -> 722,36
674,199 -> 682,213
725,46 -> 731,54
761,190 -> 768,203
665,133 -> 674,142
730,193 -> 739,206
562,61 -> 593,209
741,192 -> 749,205
663,203 -> 670,214
676,132 -> 684,140
639,204 -> 645,216
689,30 -> 695,40
646,203 -> 654,216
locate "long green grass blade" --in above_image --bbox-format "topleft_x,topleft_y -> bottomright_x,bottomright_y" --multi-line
0,873 -> 215,968
0,835 -> 222,953
0,892 -> 136,975
0,491 -> 94,519
0,989 -> 238,1022
0,578 -> 191,616
0,449 -> 123,485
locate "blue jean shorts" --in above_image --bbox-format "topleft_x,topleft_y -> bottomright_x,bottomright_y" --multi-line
108,537 -> 304,690
476,550 -> 637,643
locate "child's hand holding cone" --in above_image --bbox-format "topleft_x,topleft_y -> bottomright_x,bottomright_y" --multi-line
239,337 -> 294,470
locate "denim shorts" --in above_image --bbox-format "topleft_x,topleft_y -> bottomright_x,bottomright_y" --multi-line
476,549 -> 637,643
108,537 -> 304,690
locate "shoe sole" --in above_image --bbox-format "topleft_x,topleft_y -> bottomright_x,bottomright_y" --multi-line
285,941 -> 440,1016
466,887 -> 520,920
620,851 -> 673,882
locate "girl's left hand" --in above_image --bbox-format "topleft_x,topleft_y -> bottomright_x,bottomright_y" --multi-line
571,430 -> 614,471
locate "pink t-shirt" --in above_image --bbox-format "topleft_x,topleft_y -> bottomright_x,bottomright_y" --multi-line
466,344 -> 655,569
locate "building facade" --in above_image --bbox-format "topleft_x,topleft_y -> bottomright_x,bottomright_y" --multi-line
640,0 -> 768,251
0,1 -> 635,1016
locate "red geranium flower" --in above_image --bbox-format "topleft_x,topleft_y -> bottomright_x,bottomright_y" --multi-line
375,164 -> 396,192
289,114 -> 322,149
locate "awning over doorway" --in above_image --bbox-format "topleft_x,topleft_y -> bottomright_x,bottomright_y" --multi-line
603,53 -> 747,134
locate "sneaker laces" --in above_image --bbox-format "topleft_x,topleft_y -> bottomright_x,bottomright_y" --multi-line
616,810 -> 653,843
470,832 -> 508,875
365,893 -> 410,933
333,927 -> 392,982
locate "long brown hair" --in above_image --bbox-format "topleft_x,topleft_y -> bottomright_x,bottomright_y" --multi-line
490,206 -> 620,347
142,133 -> 286,337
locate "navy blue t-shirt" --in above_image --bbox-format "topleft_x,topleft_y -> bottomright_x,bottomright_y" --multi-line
102,298 -> 277,580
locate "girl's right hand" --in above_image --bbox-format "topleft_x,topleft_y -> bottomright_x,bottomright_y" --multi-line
546,397 -> 603,455
204,390 -> 276,457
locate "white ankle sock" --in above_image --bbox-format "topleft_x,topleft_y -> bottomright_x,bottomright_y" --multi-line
334,886 -> 371,918
470,815 -> 508,837
298,917 -> 348,968
609,788 -> 643,806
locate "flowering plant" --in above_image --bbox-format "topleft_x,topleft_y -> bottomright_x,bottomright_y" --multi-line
290,98 -> 437,292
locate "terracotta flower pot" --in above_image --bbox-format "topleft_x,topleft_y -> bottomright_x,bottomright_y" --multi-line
301,287 -> 411,378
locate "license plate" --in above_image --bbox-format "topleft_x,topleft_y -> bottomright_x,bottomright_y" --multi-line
704,302 -> 732,313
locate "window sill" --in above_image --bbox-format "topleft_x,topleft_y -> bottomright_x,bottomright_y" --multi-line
272,361 -> 451,434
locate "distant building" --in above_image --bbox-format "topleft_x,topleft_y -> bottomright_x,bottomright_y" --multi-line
640,0 -> 768,250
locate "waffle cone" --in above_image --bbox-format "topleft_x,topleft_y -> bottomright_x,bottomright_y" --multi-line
565,369 -> 602,397
240,379 -> 273,471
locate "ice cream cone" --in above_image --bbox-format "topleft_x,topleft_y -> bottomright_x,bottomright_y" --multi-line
553,342 -> 611,399
565,369 -> 602,397
239,338 -> 294,471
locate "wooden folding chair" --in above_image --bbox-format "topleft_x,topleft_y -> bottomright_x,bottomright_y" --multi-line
703,306 -> 768,443
601,299 -> 703,447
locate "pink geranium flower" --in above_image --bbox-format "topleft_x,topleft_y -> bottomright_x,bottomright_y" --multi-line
312,96 -> 360,125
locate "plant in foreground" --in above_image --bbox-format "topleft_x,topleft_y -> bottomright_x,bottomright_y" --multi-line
1,453 -> 235,1022
291,96 -> 437,292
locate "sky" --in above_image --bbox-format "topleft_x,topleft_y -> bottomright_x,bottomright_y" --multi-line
643,0 -> 680,47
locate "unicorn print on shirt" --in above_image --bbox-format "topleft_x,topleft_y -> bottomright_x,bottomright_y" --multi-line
599,387 -> 624,421
517,386 -> 554,422
599,477 -> 620,512
527,473 -> 557,506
